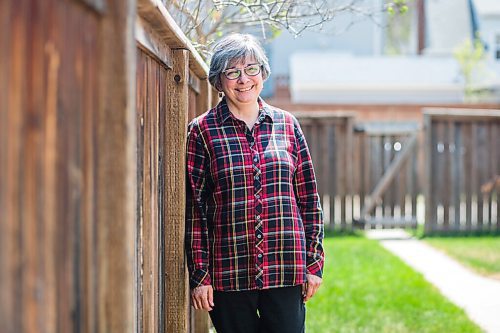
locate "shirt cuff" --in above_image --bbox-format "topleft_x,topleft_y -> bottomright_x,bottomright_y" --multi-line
306,257 -> 324,278
189,268 -> 212,289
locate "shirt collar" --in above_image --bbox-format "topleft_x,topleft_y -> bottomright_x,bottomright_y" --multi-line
217,97 -> 274,125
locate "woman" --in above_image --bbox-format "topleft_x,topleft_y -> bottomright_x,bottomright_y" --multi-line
185,33 -> 324,333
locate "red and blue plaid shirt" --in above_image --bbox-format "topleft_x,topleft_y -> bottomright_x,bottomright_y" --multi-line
186,97 -> 324,291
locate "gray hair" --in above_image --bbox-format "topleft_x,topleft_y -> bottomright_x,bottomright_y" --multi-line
208,33 -> 271,91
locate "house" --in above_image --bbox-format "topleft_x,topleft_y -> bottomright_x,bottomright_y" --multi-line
264,0 -> 500,105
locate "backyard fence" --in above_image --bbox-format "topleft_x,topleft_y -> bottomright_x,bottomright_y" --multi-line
353,122 -> 421,228
294,112 -> 356,230
296,108 -> 500,234
296,113 -> 422,231
1,0 -> 216,332
424,108 -> 500,233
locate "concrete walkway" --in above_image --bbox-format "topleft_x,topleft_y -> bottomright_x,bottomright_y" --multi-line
366,229 -> 500,333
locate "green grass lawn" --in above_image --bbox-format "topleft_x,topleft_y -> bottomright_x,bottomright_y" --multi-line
424,236 -> 500,278
305,236 -> 482,333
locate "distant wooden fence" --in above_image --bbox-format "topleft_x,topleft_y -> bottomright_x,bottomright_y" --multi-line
353,122 -> 421,228
297,108 -> 500,234
295,112 -> 356,230
296,113 -> 421,230
1,0 -> 216,332
424,108 -> 500,233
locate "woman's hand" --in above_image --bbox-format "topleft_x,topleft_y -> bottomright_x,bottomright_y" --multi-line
302,274 -> 322,302
191,285 -> 214,311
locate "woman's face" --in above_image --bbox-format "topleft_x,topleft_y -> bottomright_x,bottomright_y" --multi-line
220,56 -> 263,109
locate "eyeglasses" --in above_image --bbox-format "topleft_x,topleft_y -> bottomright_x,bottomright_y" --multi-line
223,63 -> 262,80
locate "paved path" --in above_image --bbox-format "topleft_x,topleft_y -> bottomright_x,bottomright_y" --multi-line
366,229 -> 500,333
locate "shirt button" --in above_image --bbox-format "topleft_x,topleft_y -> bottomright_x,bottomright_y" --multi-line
255,175 -> 259,180
256,215 -> 261,220
257,234 -> 262,239
253,156 -> 258,162
258,253 -> 263,258
255,194 -> 260,199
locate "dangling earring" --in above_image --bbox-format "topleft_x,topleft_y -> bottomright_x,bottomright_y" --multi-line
218,91 -> 223,98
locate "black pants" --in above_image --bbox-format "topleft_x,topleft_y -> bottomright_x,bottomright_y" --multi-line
209,285 -> 305,333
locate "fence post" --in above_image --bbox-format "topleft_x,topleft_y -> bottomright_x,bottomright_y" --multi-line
163,48 -> 189,333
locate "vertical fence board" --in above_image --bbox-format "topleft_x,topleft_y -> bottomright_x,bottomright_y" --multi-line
492,123 -> 500,231
135,48 -> 146,333
452,122 -> 462,229
470,123 -> 479,228
96,0 -> 137,331
328,124 -> 337,228
346,117 -> 354,224
463,123 -> 473,231
397,142 -> 407,219
424,114 -> 435,233
476,124 -> 486,227
338,123 -> 347,228
322,124 -> 332,226
442,121 -> 451,229
163,48 -> 189,333
382,135 -> 391,218
362,133 -> 371,220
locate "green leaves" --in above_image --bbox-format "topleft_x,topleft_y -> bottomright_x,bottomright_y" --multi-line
387,0 -> 409,16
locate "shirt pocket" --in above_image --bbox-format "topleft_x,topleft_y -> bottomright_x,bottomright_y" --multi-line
262,136 -> 296,179
210,138 -> 249,193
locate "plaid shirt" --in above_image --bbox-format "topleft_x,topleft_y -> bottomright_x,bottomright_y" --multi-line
185,97 -> 324,291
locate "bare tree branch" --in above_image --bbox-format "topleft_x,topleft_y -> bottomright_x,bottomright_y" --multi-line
163,0 -> 409,59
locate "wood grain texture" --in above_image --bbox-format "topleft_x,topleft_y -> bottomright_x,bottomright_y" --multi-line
96,0 -> 137,331
163,48 -> 189,333
1,0 -> 136,332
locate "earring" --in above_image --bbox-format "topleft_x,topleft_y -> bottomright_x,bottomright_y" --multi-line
218,91 -> 223,98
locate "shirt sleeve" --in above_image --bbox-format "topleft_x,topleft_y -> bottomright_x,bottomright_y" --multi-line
292,117 -> 325,278
185,120 -> 212,289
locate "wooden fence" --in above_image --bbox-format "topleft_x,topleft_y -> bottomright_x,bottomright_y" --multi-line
1,0 -> 216,332
353,122 -> 421,228
424,108 -> 500,233
294,112 -> 355,230
297,109 -> 500,234
296,112 -> 422,230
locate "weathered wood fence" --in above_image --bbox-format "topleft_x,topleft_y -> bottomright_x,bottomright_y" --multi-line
296,112 -> 421,230
353,122 -> 421,228
296,109 -> 499,234
295,112 -> 356,230
424,108 -> 500,233
1,0 -> 215,332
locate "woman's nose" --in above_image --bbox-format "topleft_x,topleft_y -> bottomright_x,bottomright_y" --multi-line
237,72 -> 250,83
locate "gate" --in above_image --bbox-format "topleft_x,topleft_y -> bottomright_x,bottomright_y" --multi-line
353,122 -> 421,229
295,113 -> 421,231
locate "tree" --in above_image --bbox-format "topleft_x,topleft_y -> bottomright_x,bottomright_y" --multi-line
453,37 -> 492,102
164,0 -> 409,58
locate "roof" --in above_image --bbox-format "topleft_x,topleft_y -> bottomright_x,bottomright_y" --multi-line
289,53 -> 500,104
473,0 -> 500,16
